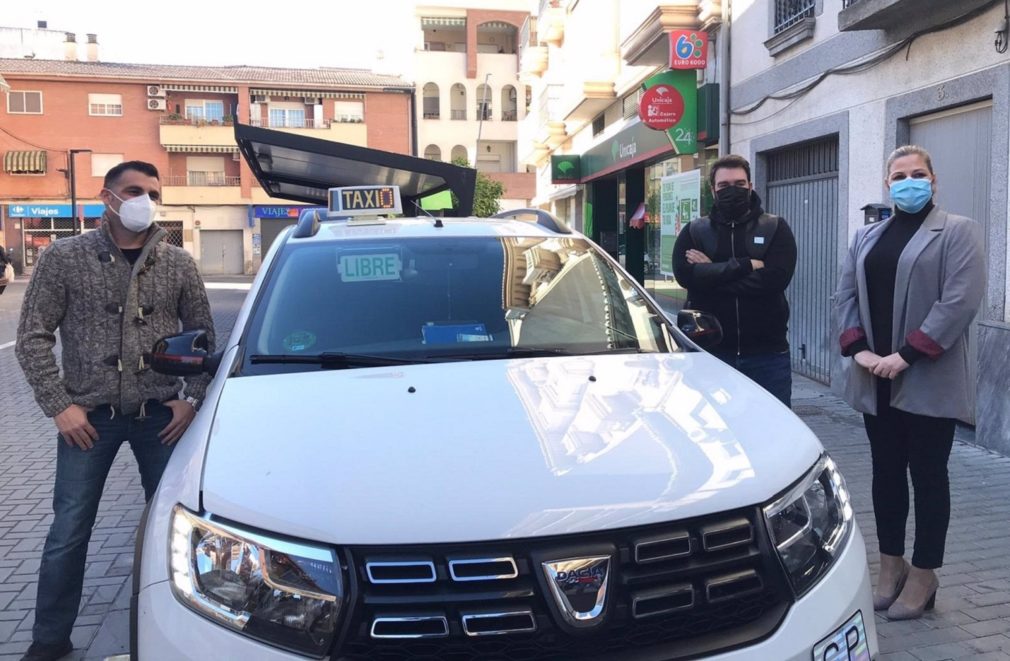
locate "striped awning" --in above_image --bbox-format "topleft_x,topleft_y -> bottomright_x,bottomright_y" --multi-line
250,89 -> 364,100
4,150 -> 47,174
421,16 -> 466,27
164,145 -> 238,153
162,83 -> 238,93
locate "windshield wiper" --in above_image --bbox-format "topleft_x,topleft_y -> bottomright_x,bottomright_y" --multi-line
249,352 -> 429,368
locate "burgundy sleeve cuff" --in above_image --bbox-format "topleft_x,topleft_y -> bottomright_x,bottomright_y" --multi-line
906,329 -> 944,361
839,327 -> 867,356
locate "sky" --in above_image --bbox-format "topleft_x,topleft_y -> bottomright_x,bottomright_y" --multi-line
4,0 -> 421,72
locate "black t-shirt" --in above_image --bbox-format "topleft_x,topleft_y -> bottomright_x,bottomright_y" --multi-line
121,248 -> 143,265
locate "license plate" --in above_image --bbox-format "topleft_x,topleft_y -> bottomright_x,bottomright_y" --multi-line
812,611 -> 871,661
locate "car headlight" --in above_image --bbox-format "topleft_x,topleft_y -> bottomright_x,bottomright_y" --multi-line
169,505 -> 343,657
763,454 -> 854,597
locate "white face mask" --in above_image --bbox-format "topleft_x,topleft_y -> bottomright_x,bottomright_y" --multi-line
108,191 -> 157,232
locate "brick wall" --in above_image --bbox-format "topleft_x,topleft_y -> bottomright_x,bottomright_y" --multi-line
365,92 -> 412,155
0,78 -> 168,200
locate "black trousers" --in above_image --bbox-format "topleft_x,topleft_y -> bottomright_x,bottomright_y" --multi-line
863,385 -> 955,569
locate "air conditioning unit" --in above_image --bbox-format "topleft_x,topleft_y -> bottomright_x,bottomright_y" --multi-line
148,98 -> 167,111
147,85 -> 165,97
252,95 -> 268,103
232,152 -> 241,161
303,97 -> 319,105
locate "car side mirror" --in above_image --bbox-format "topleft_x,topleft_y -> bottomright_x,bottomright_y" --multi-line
151,330 -> 222,376
677,309 -> 723,350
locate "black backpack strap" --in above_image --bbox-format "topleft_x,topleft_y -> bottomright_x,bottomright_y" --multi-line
688,216 -> 717,257
747,213 -> 780,260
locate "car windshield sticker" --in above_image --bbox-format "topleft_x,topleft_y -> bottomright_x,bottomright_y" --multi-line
338,253 -> 403,282
422,322 -> 492,344
283,330 -> 317,352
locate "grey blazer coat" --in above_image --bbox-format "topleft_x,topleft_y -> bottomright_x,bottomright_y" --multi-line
834,207 -> 986,422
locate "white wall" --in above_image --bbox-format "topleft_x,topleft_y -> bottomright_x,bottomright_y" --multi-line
731,3 -> 1009,316
416,48 -> 524,165
732,0 -> 845,86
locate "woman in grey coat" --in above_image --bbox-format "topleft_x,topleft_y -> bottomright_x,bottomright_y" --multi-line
835,145 -> 985,620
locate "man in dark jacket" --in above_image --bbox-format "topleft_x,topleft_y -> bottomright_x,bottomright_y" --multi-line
672,154 -> 797,406
16,161 -> 214,661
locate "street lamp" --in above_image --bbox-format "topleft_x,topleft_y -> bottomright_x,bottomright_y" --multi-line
474,72 -> 492,162
68,148 -> 92,234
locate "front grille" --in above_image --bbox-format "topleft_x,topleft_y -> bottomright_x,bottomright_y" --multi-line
332,507 -> 791,660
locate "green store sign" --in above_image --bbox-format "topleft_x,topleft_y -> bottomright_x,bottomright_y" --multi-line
551,154 -> 581,183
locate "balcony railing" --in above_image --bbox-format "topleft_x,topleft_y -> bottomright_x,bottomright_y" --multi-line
476,105 -> 493,121
502,110 -> 517,121
773,0 -> 816,34
248,118 -> 331,129
423,111 -> 440,119
450,109 -> 467,120
160,116 -> 234,126
165,174 -> 240,187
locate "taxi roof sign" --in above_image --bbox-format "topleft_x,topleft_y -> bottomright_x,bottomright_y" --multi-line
328,185 -> 402,217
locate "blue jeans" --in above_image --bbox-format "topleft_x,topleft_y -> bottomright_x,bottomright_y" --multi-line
33,400 -> 175,645
713,350 -> 793,408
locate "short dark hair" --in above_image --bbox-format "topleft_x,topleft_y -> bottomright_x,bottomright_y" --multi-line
709,154 -> 751,189
103,160 -> 160,189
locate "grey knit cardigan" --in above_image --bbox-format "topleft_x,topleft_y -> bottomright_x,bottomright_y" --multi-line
16,223 -> 215,417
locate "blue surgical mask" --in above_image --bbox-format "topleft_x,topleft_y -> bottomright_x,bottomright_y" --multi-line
889,178 -> 933,214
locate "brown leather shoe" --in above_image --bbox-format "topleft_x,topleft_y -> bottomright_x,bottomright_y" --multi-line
873,555 -> 910,611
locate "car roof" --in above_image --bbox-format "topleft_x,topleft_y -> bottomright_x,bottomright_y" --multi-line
286,216 -> 584,243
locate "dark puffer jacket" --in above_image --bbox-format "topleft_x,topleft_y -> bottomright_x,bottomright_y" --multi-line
671,191 -> 797,356
16,223 -> 215,417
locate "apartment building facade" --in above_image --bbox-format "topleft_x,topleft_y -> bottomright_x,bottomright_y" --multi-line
518,0 -> 723,307
730,0 -> 1008,449
413,0 -> 536,208
0,52 -> 413,274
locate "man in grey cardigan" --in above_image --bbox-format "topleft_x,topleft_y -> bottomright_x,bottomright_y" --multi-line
15,161 -> 214,661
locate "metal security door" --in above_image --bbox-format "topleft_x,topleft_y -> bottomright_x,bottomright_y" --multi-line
766,139 -> 839,384
199,230 -> 244,275
910,101 -> 992,425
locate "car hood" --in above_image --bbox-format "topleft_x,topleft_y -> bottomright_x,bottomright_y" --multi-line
201,353 -> 822,545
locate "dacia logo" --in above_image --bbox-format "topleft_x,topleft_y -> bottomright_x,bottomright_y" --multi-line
542,555 -> 611,628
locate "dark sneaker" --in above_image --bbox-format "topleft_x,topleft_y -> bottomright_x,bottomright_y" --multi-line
19,640 -> 73,661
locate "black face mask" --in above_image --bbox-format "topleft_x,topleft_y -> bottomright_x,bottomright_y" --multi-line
715,186 -> 752,220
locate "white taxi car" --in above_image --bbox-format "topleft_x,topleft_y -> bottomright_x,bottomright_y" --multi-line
134,184 -> 877,660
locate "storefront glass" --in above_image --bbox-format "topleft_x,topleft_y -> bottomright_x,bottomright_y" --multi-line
643,149 -> 718,314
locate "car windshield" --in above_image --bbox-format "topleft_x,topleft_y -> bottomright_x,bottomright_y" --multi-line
241,235 -> 682,373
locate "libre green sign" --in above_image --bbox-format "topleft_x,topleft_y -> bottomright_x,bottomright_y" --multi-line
551,154 -> 581,183
642,69 -> 698,155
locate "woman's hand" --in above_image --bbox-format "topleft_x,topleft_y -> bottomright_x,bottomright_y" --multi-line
853,350 -> 881,371
871,352 -> 910,380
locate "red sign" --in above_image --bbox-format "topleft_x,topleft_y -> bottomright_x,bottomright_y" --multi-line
639,85 -> 686,131
669,30 -> 708,69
